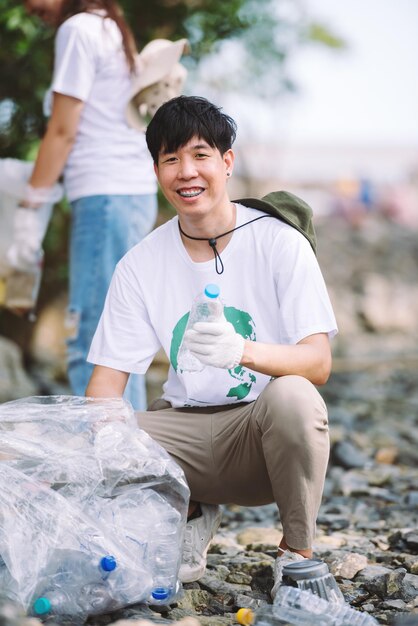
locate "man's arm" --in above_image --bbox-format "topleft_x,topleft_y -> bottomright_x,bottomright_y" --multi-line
241,332 -> 332,386
85,365 -> 129,398
187,326 -> 332,386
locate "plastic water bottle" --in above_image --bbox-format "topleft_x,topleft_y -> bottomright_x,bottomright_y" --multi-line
32,553 -> 118,619
272,587 -> 379,625
237,587 -> 379,625
237,602 -> 332,625
32,582 -> 116,620
149,531 -> 182,605
32,585 -> 83,619
177,283 -> 224,372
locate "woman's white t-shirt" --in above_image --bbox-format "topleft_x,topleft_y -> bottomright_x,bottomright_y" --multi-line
48,12 -> 156,201
88,204 -> 338,408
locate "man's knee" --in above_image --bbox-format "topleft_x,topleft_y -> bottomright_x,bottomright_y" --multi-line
256,375 -> 329,445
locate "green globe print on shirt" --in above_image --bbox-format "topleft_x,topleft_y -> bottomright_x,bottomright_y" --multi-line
170,306 -> 256,401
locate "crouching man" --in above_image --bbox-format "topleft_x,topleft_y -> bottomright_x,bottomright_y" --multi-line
86,95 -> 338,597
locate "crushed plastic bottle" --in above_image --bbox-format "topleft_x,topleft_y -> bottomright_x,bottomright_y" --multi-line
32,582 -> 118,622
177,283 -> 224,372
31,552 -> 121,619
237,587 -> 379,626
33,586 -> 81,619
237,603 -> 329,626
273,586 -> 379,625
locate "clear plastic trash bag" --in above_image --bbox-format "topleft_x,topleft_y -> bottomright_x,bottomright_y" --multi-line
0,395 -> 190,623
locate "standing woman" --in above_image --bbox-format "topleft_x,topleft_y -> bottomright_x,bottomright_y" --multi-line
22,0 -> 158,409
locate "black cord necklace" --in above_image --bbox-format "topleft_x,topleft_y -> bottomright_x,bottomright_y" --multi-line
178,214 -> 271,274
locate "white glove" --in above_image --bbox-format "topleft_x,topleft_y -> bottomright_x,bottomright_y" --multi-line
21,183 -> 62,208
184,321 -> 245,370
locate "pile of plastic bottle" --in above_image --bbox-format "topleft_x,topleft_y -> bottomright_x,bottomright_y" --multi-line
0,395 -> 190,624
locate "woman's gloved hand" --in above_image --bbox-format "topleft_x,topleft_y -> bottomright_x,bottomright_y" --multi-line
184,321 -> 245,369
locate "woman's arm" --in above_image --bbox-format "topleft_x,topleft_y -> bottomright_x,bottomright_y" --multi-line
26,92 -> 84,197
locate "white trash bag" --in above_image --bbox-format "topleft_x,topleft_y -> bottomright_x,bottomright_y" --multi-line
0,396 -> 190,623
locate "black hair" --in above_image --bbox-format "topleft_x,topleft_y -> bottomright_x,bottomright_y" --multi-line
145,95 -> 237,164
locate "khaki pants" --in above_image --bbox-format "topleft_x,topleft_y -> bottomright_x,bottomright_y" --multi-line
137,375 -> 329,550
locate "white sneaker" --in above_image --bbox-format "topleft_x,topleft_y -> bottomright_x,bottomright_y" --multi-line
179,504 -> 221,583
271,549 -> 306,599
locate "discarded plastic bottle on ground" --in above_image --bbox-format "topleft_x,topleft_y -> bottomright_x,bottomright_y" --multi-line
177,283 -> 224,372
282,559 -> 345,604
237,601 -> 332,626
272,586 -> 379,625
237,587 -> 379,626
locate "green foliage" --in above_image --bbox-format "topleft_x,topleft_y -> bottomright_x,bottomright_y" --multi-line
305,21 -> 346,48
0,2 -> 54,157
0,0 -> 344,159
0,0 -> 344,313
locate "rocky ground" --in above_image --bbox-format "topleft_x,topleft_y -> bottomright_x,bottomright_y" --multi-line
99,365 -> 418,626
1,365 -> 417,626
1,213 -> 418,625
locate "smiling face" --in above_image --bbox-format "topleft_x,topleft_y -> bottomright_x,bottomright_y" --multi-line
155,136 -> 234,227
23,0 -> 64,25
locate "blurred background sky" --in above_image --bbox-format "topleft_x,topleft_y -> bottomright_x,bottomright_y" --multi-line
219,0 -> 418,147
194,0 -> 418,193
283,0 -> 418,146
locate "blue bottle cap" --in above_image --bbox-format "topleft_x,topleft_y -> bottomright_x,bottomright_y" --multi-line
204,283 -> 220,299
33,597 -> 52,615
151,586 -> 170,601
100,555 -> 117,571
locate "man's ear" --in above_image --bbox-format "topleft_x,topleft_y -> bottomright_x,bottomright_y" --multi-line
153,163 -> 159,178
224,148 -> 235,174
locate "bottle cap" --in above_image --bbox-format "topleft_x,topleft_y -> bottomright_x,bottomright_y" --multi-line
282,558 -> 330,580
204,283 -> 220,299
151,586 -> 170,601
236,607 -> 254,625
33,597 -> 52,615
100,555 -> 117,571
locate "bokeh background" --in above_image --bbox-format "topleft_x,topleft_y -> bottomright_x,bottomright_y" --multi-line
0,0 -> 417,400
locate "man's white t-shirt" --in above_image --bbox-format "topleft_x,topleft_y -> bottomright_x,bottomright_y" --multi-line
88,204 -> 338,407
48,12 -> 156,202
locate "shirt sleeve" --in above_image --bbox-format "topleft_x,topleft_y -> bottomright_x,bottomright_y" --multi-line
51,19 -> 97,101
87,260 -> 161,374
274,228 -> 338,344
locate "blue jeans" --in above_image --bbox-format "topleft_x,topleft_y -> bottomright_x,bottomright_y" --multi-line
66,194 -> 157,410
